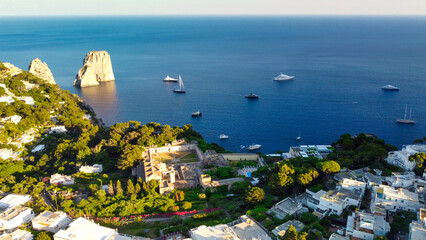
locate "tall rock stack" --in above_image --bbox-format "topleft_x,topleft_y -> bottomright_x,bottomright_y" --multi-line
73,51 -> 115,87
28,58 -> 56,84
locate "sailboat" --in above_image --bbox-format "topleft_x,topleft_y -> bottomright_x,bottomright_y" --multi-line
397,105 -> 415,124
173,75 -> 186,93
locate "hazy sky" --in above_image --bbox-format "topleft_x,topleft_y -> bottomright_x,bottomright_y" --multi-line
1,0 -> 425,16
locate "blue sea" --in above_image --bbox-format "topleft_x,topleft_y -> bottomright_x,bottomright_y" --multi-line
0,16 -> 425,153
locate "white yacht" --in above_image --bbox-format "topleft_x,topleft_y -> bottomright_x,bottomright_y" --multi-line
381,85 -> 399,91
274,73 -> 294,81
219,134 -> 229,140
296,136 -> 301,141
247,144 -> 261,151
163,75 -> 178,82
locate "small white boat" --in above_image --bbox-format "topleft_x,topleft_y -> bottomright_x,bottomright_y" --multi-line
163,75 -> 178,82
219,134 -> 229,140
192,110 -> 202,117
240,145 -> 246,149
296,136 -> 301,141
274,73 -> 294,81
381,85 -> 399,91
247,144 -> 261,151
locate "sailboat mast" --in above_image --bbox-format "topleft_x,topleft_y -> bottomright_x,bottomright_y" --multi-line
404,105 -> 408,120
409,108 -> 412,120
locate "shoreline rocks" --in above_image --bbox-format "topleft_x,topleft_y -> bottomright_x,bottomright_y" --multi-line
28,58 -> 56,84
74,51 -> 115,88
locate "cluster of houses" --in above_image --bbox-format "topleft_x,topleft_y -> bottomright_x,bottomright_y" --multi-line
0,193 -> 138,240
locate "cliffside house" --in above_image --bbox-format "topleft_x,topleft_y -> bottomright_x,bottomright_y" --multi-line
49,126 -> 67,134
371,184 -> 423,215
32,211 -> 72,233
267,197 -> 304,220
0,229 -> 33,240
386,145 -> 426,171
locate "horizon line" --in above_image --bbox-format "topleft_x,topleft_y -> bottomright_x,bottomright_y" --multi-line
1,13 -> 426,17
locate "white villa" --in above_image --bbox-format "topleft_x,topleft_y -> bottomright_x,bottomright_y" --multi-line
0,194 -> 31,212
49,126 -> 67,134
79,164 -> 103,174
387,172 -> 416,188
190,224 -> 239,240
409,208 -> 426,240
50,174 -> 75,185
371,185 -> 423,214
0,205 -> 35,231
289,145 -> 333,159
32,211 -> 72,233
386,145 -> 426,171
346,211 -> 390,240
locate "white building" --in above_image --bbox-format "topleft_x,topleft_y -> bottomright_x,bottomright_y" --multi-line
267,197 -> 303,220
49,126 -> 67,134
303,189 -> 327,210
387,172 -> 416,188
328,233 -> 349,240
0,229 -> 33,240
0,194 -> 31,212
315,188 -> 363,217
17,96 -> 35,106
386,145 -> 426,171
272,220 -> 305,238
289,145 -> 333,159
346,211 -> 390,240
230,215 -> 272,240
339,178 -> 366,192
54,217 -> 131,240
79,164 -> 103,174
32,211 -> 72,233
371,185 -> 423,214
31,144 -> 45,153
409,208 -> 426,240
0,205 -> 35,230
50,174 -> 75,185
190,224 -> 239,240
1,115 -> 22,124
0,96 -> 14,104
0,148 -> 15,160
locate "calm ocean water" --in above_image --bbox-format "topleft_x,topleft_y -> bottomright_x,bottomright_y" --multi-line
0,16 -> 425,153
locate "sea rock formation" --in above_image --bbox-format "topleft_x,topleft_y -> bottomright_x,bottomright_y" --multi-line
28,58 -> 56,84
73,51 -> 115,87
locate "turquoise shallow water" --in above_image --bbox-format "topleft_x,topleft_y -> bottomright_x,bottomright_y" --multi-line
0,16 -> 425,153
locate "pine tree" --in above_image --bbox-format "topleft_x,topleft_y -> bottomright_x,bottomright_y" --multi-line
127,179 -> 135,196
108,180 -> 114,196
116,180 -> 123,196
282,225 -> 297,240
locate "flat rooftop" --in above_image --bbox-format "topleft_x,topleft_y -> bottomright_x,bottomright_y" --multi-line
231,215 -> 271,240
54,217 -> 116,240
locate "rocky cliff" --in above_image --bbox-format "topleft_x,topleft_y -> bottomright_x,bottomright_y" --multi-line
73,51 -> 115,87
28,58 -> 56,84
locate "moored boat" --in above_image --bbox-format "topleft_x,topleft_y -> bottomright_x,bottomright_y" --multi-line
219,134 -> 229,140
247,144 -> 261,151
173,75 -> 186,93
397,105 -> 415,124
274,73 -> 294,81
192,110 -> 202,117
382,85 -> 399,91
245,93 -> 259,99
163,75 -> 178,82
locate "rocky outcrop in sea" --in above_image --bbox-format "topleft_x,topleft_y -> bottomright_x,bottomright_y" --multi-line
73,51 -> 115,87
28,58 -> 56,84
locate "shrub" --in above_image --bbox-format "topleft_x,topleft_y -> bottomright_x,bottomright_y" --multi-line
198,193 -> 206,200
182,201 -> 192,210
169,206 -> 180,212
